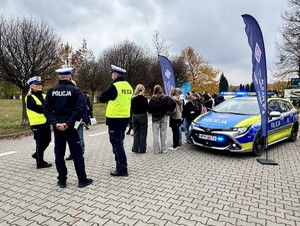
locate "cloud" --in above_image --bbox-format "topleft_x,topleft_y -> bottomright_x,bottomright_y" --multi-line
0,0 -> 288,86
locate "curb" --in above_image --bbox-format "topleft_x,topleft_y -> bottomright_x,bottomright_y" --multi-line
0,131 -> 33,140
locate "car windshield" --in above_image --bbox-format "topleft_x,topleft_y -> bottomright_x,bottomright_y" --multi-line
212,98 -> 260,115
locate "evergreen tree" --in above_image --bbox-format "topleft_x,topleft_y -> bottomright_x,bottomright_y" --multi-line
245,84 -> 250,92
250,82 -> 255,92
218,73 -> 229,93
239,84 -> 244,91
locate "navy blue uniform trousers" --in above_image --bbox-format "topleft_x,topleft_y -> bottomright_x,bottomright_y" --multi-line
53,127 -> 87,182
108,119 -> 129,173
32,124 -> 51,166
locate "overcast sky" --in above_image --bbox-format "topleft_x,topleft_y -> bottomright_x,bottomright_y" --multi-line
0,0 -> 288,86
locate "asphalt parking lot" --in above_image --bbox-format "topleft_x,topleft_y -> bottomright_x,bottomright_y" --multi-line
0,123 -> 299,226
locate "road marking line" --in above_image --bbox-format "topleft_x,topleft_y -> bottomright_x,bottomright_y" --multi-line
0,151 -> 16,157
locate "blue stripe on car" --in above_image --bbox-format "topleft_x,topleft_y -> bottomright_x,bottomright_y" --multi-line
195,112 -> 253,129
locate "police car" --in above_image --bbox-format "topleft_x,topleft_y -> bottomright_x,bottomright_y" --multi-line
190,96 -> 299,156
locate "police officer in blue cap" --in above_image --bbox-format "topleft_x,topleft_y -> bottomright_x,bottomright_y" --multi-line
99,65 -> 133,176
25,76 -> 52,169
44,68 -> 93,188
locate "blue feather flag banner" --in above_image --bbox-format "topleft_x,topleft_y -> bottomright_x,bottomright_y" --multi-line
158,55 -> 176,96
242,14 -> 268,138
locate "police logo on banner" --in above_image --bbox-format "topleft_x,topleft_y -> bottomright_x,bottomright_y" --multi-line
255,43 -> 262,63
165,69 -> 171,79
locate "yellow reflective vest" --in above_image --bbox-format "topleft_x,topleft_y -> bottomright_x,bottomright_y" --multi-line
106,81 -> 133,118
25,93 -> 47,126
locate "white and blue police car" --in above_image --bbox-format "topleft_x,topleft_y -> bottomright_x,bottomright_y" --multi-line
190,95 -> 299,156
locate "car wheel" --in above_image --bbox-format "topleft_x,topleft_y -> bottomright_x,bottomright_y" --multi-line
252,132 -> 265,156
288,123 -> 299,142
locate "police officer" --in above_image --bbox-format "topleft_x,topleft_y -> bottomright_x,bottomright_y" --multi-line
66,79 -> 89,161
44,68 -> 93,188
99,65 -> 133,176
25,76 -> 52,169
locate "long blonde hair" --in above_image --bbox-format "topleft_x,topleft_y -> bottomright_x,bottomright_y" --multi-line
134,84 -> 145,97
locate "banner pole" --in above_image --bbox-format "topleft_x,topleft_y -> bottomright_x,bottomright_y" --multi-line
257,136 -> 278,165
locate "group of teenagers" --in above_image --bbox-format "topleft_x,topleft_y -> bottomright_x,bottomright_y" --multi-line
25,63 -> 223,187
128,84 -> 223,154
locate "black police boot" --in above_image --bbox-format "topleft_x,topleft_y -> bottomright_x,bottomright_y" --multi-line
78,178 -> 93,188
37,161 -> 52,169
66,155 -> 73,161
110,170 -> 129,177
57,180 -> 66,188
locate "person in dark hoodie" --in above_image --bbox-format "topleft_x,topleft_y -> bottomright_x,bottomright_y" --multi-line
148,85 -> 176,154
182,92 -> 202,143
65,80 -> 90,161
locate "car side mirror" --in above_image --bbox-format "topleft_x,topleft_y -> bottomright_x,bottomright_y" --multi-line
269,111 -> 281,119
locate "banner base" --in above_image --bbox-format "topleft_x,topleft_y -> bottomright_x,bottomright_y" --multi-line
257,158 -> 278,165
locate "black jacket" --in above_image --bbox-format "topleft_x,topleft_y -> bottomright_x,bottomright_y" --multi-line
182,100 -> 202,122
148,93 -> 176,122
44,80 -> 84,127
131,95 -> 148,114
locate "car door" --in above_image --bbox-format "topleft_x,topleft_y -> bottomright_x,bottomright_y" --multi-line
267,99 -> 286,143
276,99 -> 295,137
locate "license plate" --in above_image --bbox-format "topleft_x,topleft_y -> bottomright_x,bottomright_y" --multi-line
198,134 -> 216,141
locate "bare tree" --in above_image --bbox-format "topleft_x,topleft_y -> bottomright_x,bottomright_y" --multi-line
72,39 -> 95,67
275,0 -> 300,79
76,60 -> 109,103
151,30 -> 170,57
0,15 -> 61,125
57,42 -> 73,67
100,40 -> 150,88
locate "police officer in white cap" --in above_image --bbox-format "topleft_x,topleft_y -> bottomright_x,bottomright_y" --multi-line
44,68 -> 93,188
25,76 -> 52,169
99,65 -> 133,176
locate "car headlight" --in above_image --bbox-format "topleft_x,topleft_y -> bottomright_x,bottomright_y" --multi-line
233,126 -> 250,135
191,121 -> 199,128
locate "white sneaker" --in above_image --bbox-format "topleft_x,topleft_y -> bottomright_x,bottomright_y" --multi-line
168,146 -> 177,151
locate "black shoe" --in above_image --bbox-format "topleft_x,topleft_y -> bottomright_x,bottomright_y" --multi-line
32,153 -> 37,159
66,155 -> 73,161
110,171 -> 128,177
37,162 -> 52,169
57,180 -> 66,188
78,178 -> 93,188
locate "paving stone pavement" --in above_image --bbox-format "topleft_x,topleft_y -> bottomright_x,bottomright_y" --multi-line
0,122 -> 300,226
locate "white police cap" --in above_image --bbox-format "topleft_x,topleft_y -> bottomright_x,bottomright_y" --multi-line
55,67 -> 73,75
110,65 -> 126,75
27,76 -> 42,86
